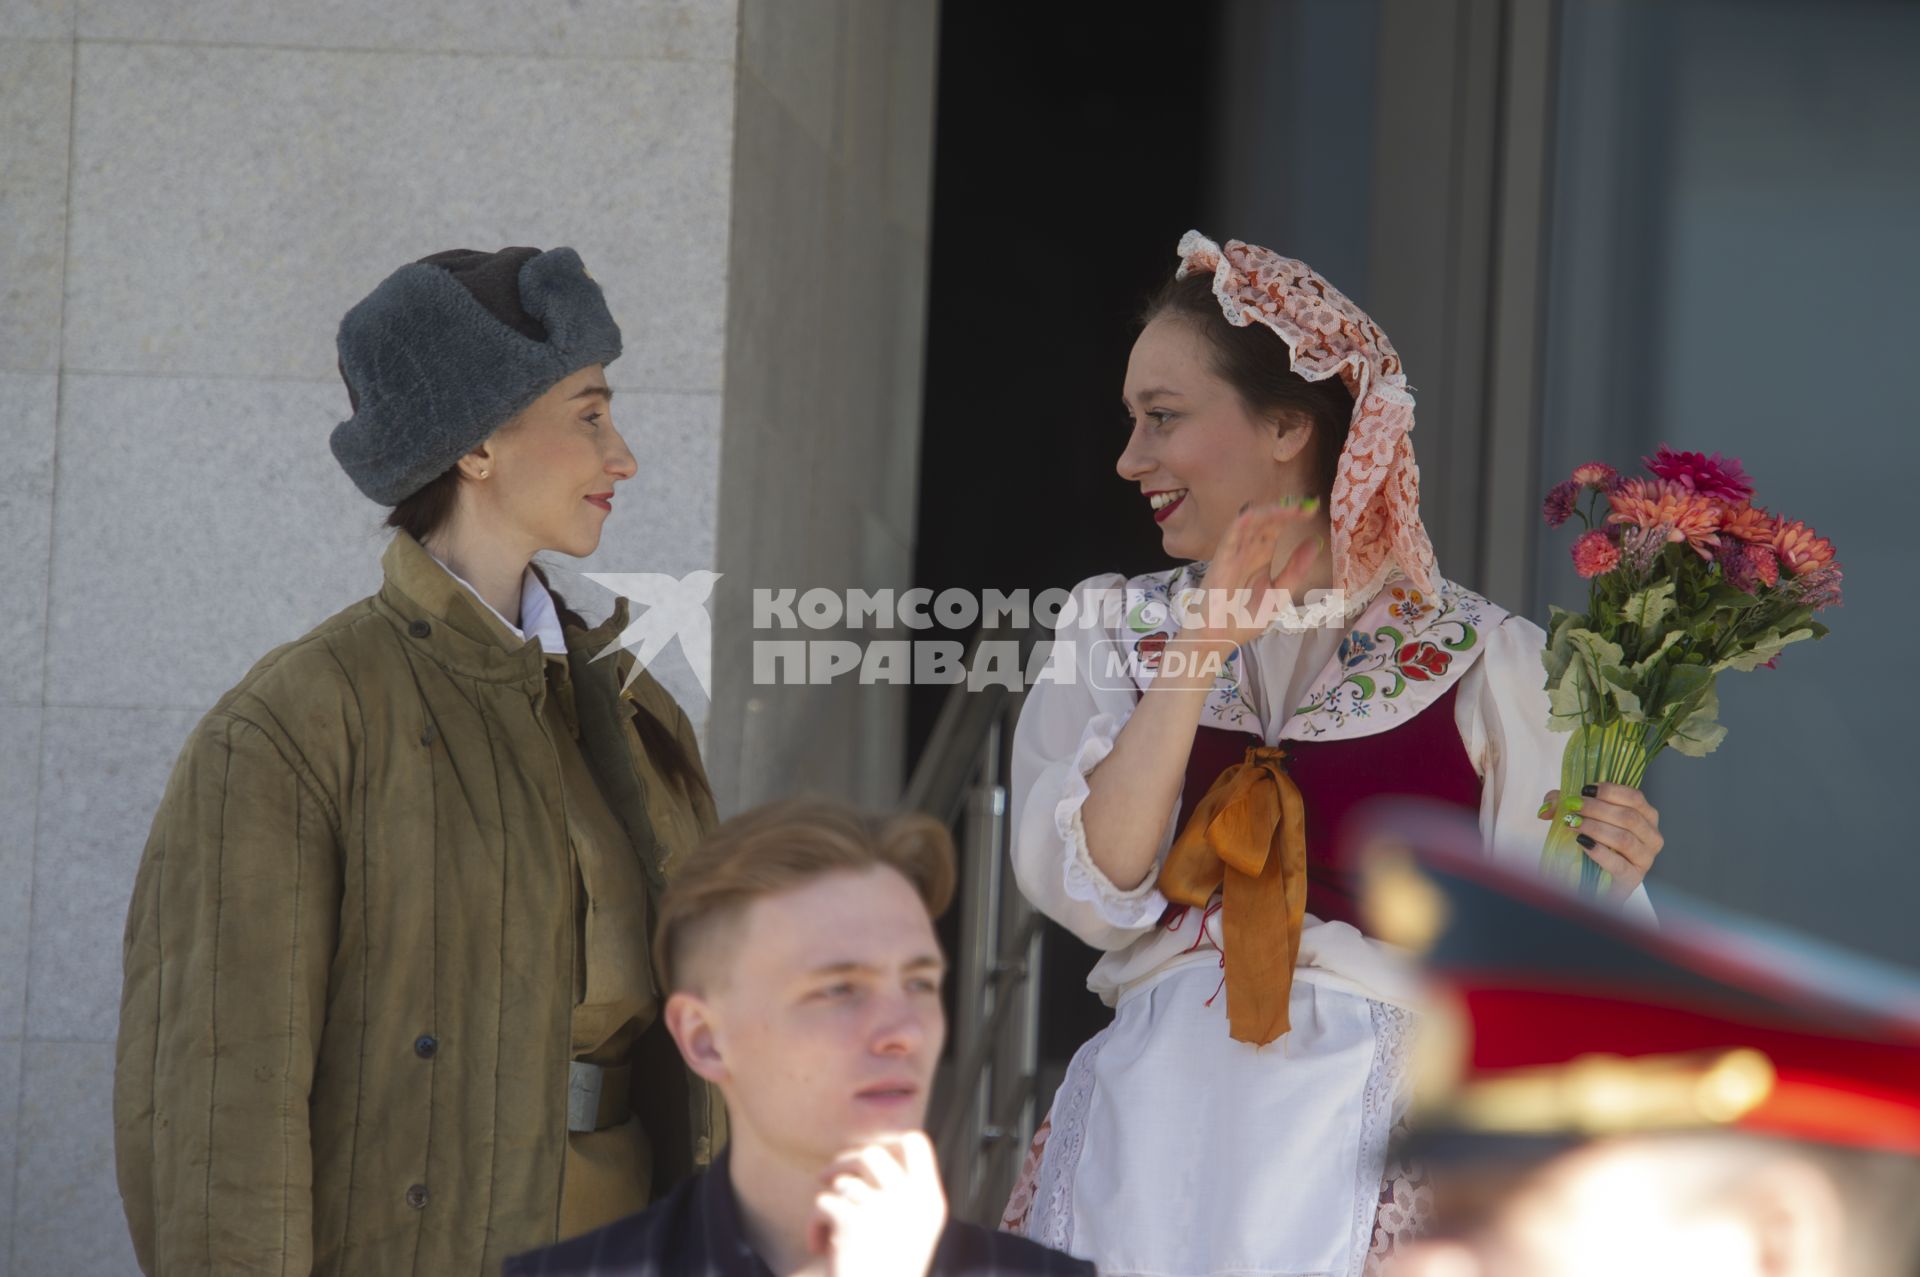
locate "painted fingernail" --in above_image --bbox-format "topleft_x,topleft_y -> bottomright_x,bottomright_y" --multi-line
1563,813 -> 1583,829
1536,801 -> 1554,820
1580,783 -> 1598,798
1576,833 -> 1596,850
1302,496 -> 1321,514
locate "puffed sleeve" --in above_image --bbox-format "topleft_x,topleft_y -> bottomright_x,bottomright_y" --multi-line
1008,573 -> 1182,951
1454,613 -> 1657,922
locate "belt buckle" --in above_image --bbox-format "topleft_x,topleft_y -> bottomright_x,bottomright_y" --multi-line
566,1061 -> 604,1134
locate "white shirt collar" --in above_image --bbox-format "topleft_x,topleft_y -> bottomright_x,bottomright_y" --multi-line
426,551 -> 569,656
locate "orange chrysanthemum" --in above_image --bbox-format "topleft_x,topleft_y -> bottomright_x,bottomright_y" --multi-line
1772,519 -> 1837,577
1606,477 -> 1722,559
1717,503 -> 1776,546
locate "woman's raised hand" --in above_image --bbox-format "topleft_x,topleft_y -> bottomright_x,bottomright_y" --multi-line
1184,498 -> 1325,653
1073,496 -> 1326,897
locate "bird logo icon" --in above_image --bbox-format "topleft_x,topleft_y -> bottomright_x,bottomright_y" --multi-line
581,570 -> 722,697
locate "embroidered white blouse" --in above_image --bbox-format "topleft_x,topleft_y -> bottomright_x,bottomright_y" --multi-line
1010,565 -> 1654,1011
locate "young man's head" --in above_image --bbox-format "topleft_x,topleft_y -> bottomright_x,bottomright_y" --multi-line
655,798 -> 956,1169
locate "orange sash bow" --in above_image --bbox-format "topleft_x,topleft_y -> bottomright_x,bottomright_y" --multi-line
1154,745 -> 1308,1046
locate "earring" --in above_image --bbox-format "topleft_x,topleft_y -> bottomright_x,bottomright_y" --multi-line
478,470 -> 489,479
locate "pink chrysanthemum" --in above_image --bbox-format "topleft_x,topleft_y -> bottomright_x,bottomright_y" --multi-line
1749,545 -> 1780,589
1645,445 -> 1755,504
1570,461 -> 1619,491
1771,518 -> 1837,577
1606,477 -> 1723,559
1572,530 -> 1621,578
1542,479 -> 1580,528
1718,503 -> 1776,546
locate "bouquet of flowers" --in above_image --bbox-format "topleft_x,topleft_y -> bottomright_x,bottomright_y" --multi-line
1538,447 -> 1843,895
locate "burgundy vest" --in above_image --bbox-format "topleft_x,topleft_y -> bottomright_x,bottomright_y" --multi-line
1171,680 -> 1482,934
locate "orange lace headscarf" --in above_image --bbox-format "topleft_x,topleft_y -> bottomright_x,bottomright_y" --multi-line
1174,231 -> 1438,604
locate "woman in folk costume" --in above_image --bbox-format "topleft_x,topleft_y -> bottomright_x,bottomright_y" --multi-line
999,232 -> 1668,1277
115,246 -> 721,1275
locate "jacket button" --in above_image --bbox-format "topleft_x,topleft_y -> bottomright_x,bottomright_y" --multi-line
408,619 -> 432,639
405,1183 -> 429,1210
414,1034 -> 437,1059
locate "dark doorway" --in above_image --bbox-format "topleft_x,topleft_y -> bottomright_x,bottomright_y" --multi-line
910,3 -> 1232,1083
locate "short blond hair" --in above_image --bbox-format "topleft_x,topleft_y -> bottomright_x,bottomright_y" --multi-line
654,796 -> 957,992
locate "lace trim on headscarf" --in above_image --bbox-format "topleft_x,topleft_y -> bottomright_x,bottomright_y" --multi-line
1175,231 -> 1439,608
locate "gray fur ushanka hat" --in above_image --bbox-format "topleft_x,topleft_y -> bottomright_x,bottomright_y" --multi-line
330,245 -> 622,505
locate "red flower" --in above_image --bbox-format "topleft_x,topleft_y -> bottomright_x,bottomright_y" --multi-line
1572,530 -> 1622,578
1397,641 -> 1451,682
1716,540 -> 1780,593
1570,461 -> 1619,491
1135,631 -> 1169,671
1542,480 -> 1580,528
1645,444 -> 1755,504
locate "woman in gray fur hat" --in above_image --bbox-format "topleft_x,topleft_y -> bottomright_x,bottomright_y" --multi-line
114,246 -> 723,1276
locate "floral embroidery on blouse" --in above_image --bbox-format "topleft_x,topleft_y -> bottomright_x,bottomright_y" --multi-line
1289,577 -> 1496,737
1120,565 -> 1263,726
1386,585 -> 1433,626
1110,566 -> 1503,742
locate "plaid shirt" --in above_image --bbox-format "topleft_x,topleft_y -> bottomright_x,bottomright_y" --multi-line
504,1150 -> 1095,1277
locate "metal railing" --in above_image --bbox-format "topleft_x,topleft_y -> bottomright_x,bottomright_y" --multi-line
906,626 -> 1046,1225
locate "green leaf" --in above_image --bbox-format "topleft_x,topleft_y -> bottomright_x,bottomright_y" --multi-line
1546,629 -> 1628,726
1600,664 -> 1645,720
1704,582 -> 1765,613
1630,630 -> 1684,678
1565,629 -> 1626,685
1541,613 -> 1585,684
1621,581 -> 1676,632
1715,626 -> 1815,673
1546,668 -> 1587,730
1653,663 -> 1714,719
1665,683 -> 1727,757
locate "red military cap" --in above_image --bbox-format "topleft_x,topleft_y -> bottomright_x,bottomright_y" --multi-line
1351,800 -> 1920,1157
